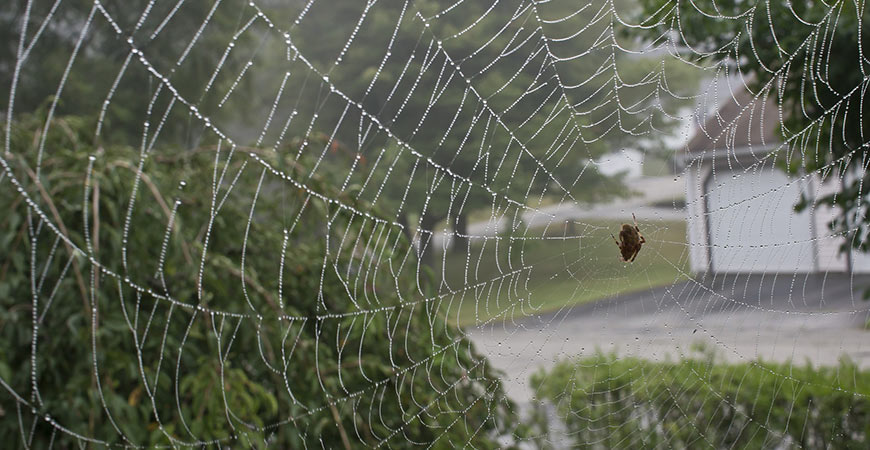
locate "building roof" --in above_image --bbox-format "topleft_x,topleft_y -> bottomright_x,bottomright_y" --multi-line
686,88 -> 781,155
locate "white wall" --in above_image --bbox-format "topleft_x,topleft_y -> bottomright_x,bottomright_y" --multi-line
836,167 -> 870,273
685,160 -> 870,274
850,241 -> 870,272
708,168 -> 816,272
811,174 -> 849,272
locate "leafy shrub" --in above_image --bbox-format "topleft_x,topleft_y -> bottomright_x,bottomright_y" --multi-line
0,113 -> 523,447
531,351 -> 870,449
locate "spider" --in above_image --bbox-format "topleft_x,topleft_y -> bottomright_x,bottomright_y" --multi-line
611,213 -> 646,262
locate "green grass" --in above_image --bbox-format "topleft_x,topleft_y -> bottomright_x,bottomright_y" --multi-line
433,219 -> 689,326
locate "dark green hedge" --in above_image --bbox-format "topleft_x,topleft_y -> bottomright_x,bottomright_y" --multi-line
532,351 -> 870,449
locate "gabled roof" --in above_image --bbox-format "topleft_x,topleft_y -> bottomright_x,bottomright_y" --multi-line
686,88 -> 781,155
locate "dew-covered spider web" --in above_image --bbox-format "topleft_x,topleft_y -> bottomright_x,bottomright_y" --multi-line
2,0 -> 870,447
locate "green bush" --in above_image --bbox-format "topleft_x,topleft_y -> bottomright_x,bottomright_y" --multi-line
531,352 -> 870,449
0,113 -> 524,447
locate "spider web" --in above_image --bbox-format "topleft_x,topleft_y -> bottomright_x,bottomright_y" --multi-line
1,0 -> 870,448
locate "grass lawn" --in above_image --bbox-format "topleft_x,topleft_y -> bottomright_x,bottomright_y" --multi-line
432,219 -> 689,327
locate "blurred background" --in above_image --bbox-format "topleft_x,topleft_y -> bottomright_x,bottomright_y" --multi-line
2,0 -> 869,448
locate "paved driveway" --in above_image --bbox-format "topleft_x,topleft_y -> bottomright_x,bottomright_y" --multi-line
466,273 -> 870,402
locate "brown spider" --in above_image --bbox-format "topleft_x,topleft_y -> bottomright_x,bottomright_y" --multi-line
611,213 -> 646,262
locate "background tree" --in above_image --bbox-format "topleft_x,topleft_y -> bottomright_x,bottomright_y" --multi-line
281,0 -> 698,265
1,0 -> 283,147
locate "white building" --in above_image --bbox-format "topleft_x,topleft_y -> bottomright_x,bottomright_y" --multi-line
677,88 -> 869,274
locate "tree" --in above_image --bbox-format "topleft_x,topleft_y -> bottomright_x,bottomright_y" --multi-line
632,0 -> 870,256
1,0 -> 284,148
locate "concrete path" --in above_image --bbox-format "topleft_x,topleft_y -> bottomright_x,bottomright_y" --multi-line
465,273 -> 870,402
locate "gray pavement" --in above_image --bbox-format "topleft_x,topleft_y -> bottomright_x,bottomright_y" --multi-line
466,273 -> 870,402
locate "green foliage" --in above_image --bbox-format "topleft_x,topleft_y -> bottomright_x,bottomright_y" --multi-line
0,113 -> 525,447
281,0 -> 699,247
2,0 -> 269,147
532,352 -> 870,449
